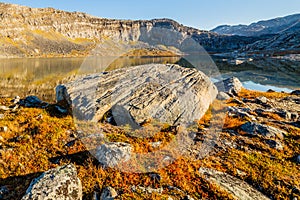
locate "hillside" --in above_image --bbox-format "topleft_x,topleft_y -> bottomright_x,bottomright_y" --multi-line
0,3 -> 259,57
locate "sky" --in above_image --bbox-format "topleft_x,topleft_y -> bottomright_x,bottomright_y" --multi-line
1,0 -> 300,30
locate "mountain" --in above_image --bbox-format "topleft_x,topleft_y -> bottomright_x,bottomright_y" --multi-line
211,13 -> 300,37
0,3 -> 257,57
242,29 -> 300,53
0,3 -> 299,58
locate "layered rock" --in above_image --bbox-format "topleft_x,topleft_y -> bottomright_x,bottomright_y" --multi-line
199,167 -> 270,200
0,3 -> 259,57
56,64 -> 217,126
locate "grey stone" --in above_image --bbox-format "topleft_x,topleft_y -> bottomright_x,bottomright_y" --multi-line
149,141 -> 162,148
183,195 -> 195,200
0,126 -> 8,132
217,91 -> 231,100
150,173 -> 162,182
291,90 -> 300,96
267,89 -> 275,93
293,155 -> 300,164
21,164 -> 82,200
56,85 -> 68,103
100,186 -> 117,200
56,64 -> 217,126
215,77 -> 243,96
0,185 -> 9,199
276,110 -> 292,120
19,96 -> 48,108
131,186 -> 163,194
265,140 -> 283,150
227,106 -> 255,120
0,105 -> 9,111
199,167 -> 270,200
0,114 -> 4,119
11,96 -> 20,104
255,96 -> 268,104
240,122 -> 285,139
95,142 -> 132,168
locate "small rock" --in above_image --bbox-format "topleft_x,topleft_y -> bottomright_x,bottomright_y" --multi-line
150,141 -> 162,148
19,96 -> 48,108
291,90 -> 300,96
227,106 -> 255,120
0,126 -> 8,132
291,112 -> 299,121
56,85 -> 68,103
100,186 -> 118,200
215,77 -> 243,96
267,89 -> 275,93
240,122 -> 285,139
131,186 -> 163,194
276,110 -> 292,120
236,169 -> 247,177
150,173 -> 162,182
292,155 -> 300,164
92,191 -> 100,200
217,91 -> 231,100
95,142 -> 132,168
184,195 -> 195,200
11,96 -> 20,104
21,164 -> 82,200
0,185 -> 9,199
266,140 -> 283,150
255,96 -> 268,104
0,105 -> 9,111
0,114 -> 4,119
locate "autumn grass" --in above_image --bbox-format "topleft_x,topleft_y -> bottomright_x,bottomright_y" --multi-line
239,88 -> 291,99
0,88 -> 299,199
0,98 -> 231,199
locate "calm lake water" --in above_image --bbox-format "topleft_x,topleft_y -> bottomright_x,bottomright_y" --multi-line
0,56 -> 299,102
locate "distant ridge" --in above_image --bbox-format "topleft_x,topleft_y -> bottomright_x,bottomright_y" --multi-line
211,13 -> 300,36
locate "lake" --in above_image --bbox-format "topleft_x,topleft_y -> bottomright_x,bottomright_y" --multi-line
0,56 -> 299,102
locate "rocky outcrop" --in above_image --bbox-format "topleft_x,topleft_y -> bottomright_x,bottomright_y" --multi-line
199,167 -> 270,200
21,164 -> 82,200
240,122 -> 286,139
56,64 -> 217,126
0,3 -> 261,57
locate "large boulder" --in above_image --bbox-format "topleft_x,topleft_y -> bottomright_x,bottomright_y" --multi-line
56,64 -> 217,126
21,164 -> 82,200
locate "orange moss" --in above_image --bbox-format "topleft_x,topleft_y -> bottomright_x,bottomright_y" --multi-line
239,88 -> 290,99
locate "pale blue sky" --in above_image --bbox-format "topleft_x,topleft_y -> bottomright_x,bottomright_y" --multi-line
2,0 -> 300,30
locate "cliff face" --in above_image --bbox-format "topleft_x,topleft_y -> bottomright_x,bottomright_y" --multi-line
0,3 -> 256,57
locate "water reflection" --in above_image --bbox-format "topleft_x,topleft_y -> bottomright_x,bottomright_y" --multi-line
0,56 -> 299,102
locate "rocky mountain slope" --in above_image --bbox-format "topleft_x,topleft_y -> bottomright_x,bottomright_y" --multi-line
0,3 -> 258,57
211,14 -> 300,36
242,29 -> 300,53
0,3 -> 299,57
